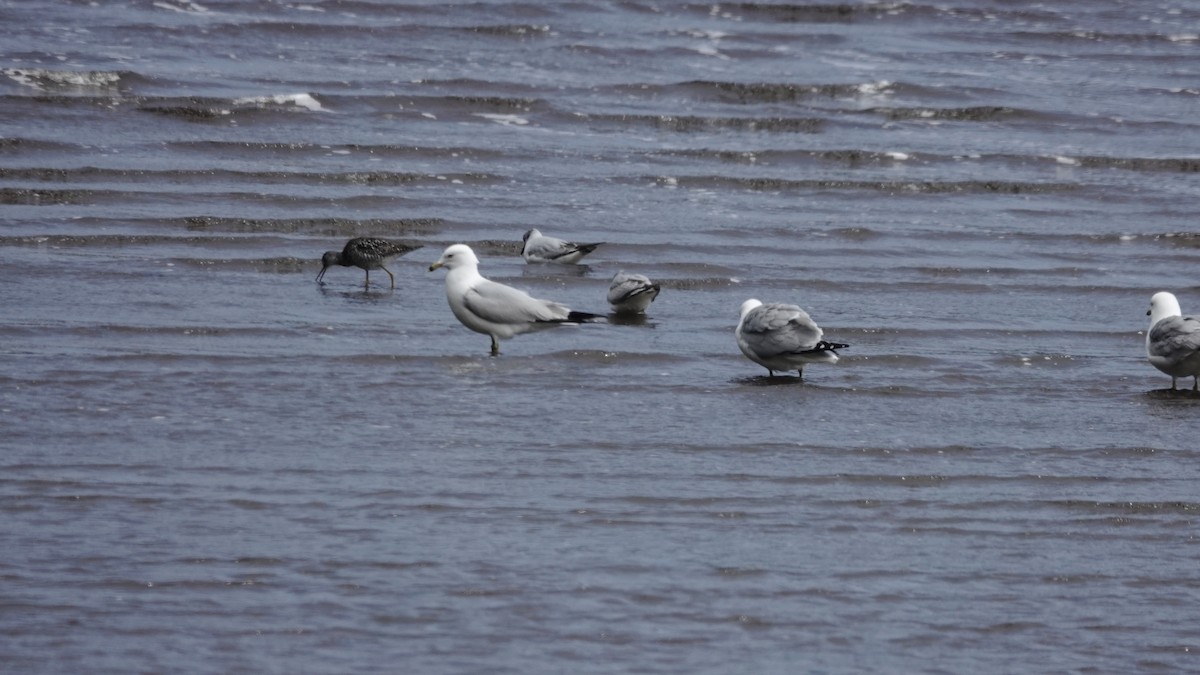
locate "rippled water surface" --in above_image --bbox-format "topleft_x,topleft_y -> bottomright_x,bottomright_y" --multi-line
3,1 -> 1200,672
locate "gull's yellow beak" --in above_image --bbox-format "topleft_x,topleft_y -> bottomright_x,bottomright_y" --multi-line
429,261 -> 443,272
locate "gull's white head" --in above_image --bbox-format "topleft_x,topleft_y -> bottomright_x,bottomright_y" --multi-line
522,228 -> 541,244
429,243 -> 480,272
1148,291 -> 1182,327
739,298 -> 763,320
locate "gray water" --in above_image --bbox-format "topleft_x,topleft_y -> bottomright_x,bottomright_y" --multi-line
2,1 -> 1199,672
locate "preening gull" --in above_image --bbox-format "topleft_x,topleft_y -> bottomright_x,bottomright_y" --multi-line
735,298 -> 849,378
429,244 -> 603,355
521,228 -> 603,264
607,271 -> 660,315
1145,291 -> 1200,391
316,238 -> 422,289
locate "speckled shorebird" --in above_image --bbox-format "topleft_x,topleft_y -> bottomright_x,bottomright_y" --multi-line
520,228 -> 603,264
316,238 -> 422,289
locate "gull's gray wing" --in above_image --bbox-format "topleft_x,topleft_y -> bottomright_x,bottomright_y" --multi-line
463,278 -> 569,324
1149,315 -> 1200,360
740,303 -> 823,357
527,236 -> 576,260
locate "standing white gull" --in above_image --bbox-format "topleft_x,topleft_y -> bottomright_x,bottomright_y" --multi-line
520,228 -> 603,264
429,244 -> 603,355
735,298 -> 849,378
1145,291 -> 1200,391
607,271 -> 660,315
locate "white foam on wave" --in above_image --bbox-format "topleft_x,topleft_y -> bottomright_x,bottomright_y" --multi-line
3,68 -> 123,90
679,29 -> 728,40
232,93 -> 324,112
857,80 -> 893,96
475,113 -> 529,126
152,0 -> 209,13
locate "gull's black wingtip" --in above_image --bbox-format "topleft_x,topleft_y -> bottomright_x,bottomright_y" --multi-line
567,310 -> 606,323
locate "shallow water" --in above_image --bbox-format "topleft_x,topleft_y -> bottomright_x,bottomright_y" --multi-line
2,1 -> 1200,672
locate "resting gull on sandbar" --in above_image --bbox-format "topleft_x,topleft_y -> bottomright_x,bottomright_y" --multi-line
429,244 -> 603,355
520,228 -> 603,264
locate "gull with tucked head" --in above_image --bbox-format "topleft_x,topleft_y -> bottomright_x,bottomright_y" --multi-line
735,298 -> 849,379
1145,291 -> 1200,391
607,271 -> 660,315
429,244 -> 603,355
